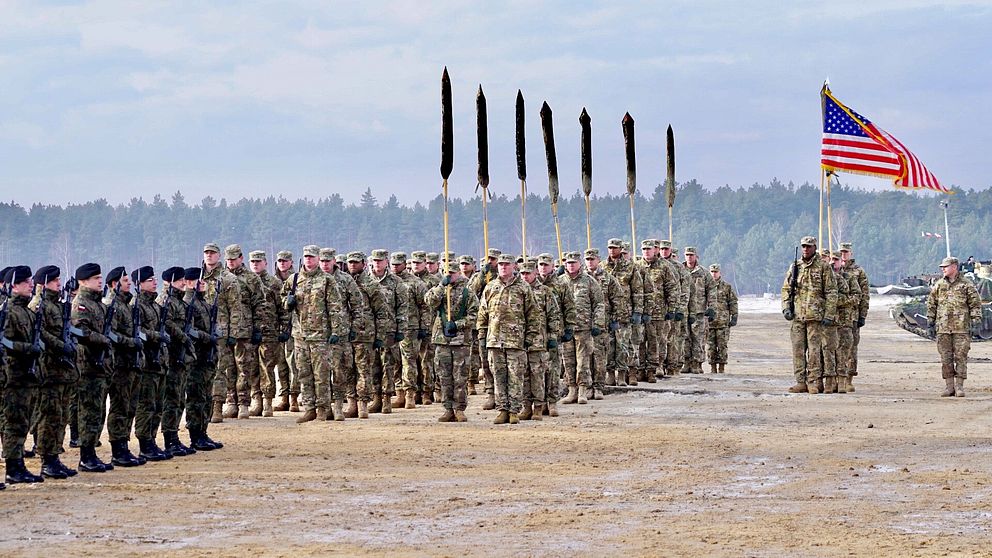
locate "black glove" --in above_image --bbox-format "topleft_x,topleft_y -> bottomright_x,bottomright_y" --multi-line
417,329 -> 428,340
642,314 -> 651,324
347,329 -> 356,342
609,320 -> 620,331
441,275 -> 451,286
821,318 -> 834,327
482,263 -> 492,276
631,312 -> 642,325
285,293 -> 297,311
546,339 -> 558,349
250,328 -> 262,345
561,328 -> 574,342
591,326 -> 602,337
327,335 -> 340,345
783,309 -> 794,322
705,308 -> 716,320
373,339 -> 384,349
393,332 -> 405,342
160,331 -> 172,345
555,265 -> 566,276
225,336 -> 237,347
927,325 -> 936,338
687,316 -> 696,325
857,317 -> 866,328
664,312 -> 674,321
27,341 -> 43,356
277,332 -> 290,343
674,312 -> 684,322
729,314 -> 738,327
443,321 -> 458,338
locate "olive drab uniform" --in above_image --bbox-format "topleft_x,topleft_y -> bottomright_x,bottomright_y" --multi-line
184,288 -> 216,437
71,286 -> 115,451
926,266 -> 982,394
332,266 -> 368,410
201,262 -> 245,416
350,264 -> 391,406
605,248 -> 642,387
372,260 -> 408,411
522,271 -> 562,415
32,288 -> 79,461
274,263 -> 299,403
833,263 -> 861,392
226,259 -> 268,415
160,285 -> 192,439
683,255 -> 715,374
424,275 -> 479,414
843,256 -> 870,379
394,265 -> 428,404
781,240 -> 838,392
3,293 -> 41,462
588,262 -> 622,396
706,270 -> 738,371
105,288 -> 139,445
133,289 -> 169,443
561,256 -> 606,402
253,266 -> 290,411
665,252 -> 692,375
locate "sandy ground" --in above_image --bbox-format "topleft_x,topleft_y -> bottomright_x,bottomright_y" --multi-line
3,305 -> 992,557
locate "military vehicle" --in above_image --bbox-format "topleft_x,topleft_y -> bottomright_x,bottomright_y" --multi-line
888,262 -> 992,341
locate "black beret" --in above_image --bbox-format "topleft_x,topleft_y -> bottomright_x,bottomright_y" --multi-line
106,266 -> 126,284
184,267 -> 202,281
33,265 -> 60,285
8,265 -> 32,285
162,266 -> 185,282
131,266 -> 154,284
75,263 -> 101,281
0,267 -> 11,283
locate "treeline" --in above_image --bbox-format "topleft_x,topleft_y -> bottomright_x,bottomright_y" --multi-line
1,180 -> 987,294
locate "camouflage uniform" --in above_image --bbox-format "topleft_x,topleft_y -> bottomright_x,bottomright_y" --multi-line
414,251 -> 440,399
781,237 -> 838,391
224,246 -> 268,413
2,292 -> 41,462
538,253 -> 577,406
324,248 -> 367,413
105,287 -> 140,445
393,254 -> 429,402
926,259 -> 982,394
349,254 -> 390,405
665,246 -> 692,375
833,257 -> 861,391
201,248 -> 248,415
71,285 -> 115,451
468,248 -> 501,400
561,253 -> 605,400
133,288 -> 168,442
683,247 -> 715,374
371,250 -> 408,408
183,286 -> 216,436
522,263 -> 562,413
33,287 -> 79,460
588,250 -> 623,395
250,251 -> 290,409
424,273 -> 479,413
605,240 -> 643,386
640,240 -> 681,381
160,282 -> 192,438
458,255 -> 481,393
706,264 -> 738,370
841,244 -> 870,379
273,254 -> 299,400
477,255 -> 540,417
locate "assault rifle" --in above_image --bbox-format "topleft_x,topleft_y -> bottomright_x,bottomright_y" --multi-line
282,259 -> 301,339
176,272 -> 202,364
26,280 -> 47,382
130,281 -> 146,369
94,282 -> 121,367
0,285 -> 10,359
59,277 -> 84,366
153,288 -> 172,367
787,246 -> 799,319
205,278 -> 221,364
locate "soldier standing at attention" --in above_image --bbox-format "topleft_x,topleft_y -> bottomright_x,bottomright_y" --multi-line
519,260 -> 561,420
537,253 -> 576,416
661,240 -> 689,377
926,256 -> 982,397
425,261 -> 478,422
682,247 -> 715,374
414,251 -> 441,405
458,255 -> 481,396
584,248 -> 621,399
347,252 -> 390,419
182,267 -> 223,450
201,243 -> 242,422
369,249 -> 406,414
249,250 -> 290,417
103,267 -> 145,467
477,254 -> 540,424
840,243 -> 869,391
831,252 -> 861,393
642,240 -> 681,381
223,244 -> 268,420
706,264 -> 738,374
272,250 -> 299,412
160,267 -> 195,457
131,266 -> 171,462
469,248 -> 501,410
322,247 -> 366,419
559,251 -> 605,405
781,236 -> 838,394
391,252 -> 428,409
606,239 -> 642,387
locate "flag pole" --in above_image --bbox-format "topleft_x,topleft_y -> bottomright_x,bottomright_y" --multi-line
515,90 -> 528,258
826,171 -> 834,252
580,108 -> 593,251
540,101 -> 564,262
440,67 -> 453,322
476,86 -> 490,261
623,112 -> 637,250
818,168 -> 825,248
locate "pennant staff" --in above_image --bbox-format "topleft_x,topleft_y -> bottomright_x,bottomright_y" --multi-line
580,108 -> 593,250
540,101 -> 563,262
826,170 -> 835,252
516,90 -> 528,258
665,125 -> 676,244
622,112 -> 637,248
440,67 -> 453,321
818,167 -> 825,249
476,86 -> 491,259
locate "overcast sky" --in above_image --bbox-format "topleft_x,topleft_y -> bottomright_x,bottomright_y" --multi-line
1,1 -> 988,207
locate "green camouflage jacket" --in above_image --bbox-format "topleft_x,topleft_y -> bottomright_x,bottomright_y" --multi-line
133,290 -> 169,374
351,270 -> 391,344
477,273 -> 541,350
183,290 -> 215,362
780,256 -> 838,322
255,269 -> 290,340
282,267 -> 344,342
844,259 -> 870,321
926,274 -> 982,334
203,264 -> 246,339
667,256 -> 692,315
35,288 -> 79,384
374,271 -> 409,337
4,294 -> 42,386
525,278 -> 563,351
835,270 -> 861,327
709,278 -> 739,328
644,257 -> 681,318
333,268 -> 368,339
685,264 -> 716,316
605,256 -> 644,319
71,286 -> 114,377
539,272 -> 577,335
229,263 -> 268,339
590,266 -> 624,324
564,271 -> 606,332
396,269 -> 428,333
105,289 -> 139,370
424,276 -> 479,346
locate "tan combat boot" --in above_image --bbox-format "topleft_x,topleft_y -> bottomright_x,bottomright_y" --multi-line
954,377 -> 965,397
248,395 -> 263,417
423,390 -> 435,405
289,394 -> 300,412
405,389 -> 417,409
531,403 -> 544,421
846,377 -> 855,392
788,383 -> 808,393
467,383 -> 477,395
210,401 -> 224,423
369,393 -> 383,413
547,402 -> 559,417
718,363 -> 725,374
382,395 -> 392,414
493,410 -> 510,424
315,406 -> 328,421
438,409 -> 455,422
454,409 -> 468,422
616,373 -> 627,387
391,390 -> 406,409
296,409 -> 317,423
238,404 -> 250,419
273,394 -> 290,412
577,386 -> 589,404
358,400 -> 369,419
627,372 -> 638,386
710,363 -> 718,374
333,400 -> 345,421
518,402 -> 533,421
823,377 -> 836,394
941,376 -> 955,397
481,393 -> 496,410
222,403 -> 238,419
593,387 -> 604,400
606,370 -> 616,386
807,382 -> 820,395
561,386 -> 578,405
262,397 -> 274,417
816,377 -> 825,393
344,398 -> 358,418
836,377 -> 848,393
509,412 -> 519,424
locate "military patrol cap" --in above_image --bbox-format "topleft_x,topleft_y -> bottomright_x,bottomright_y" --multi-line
709,263 -> 721,272
939,256 -> 959,268
184,267 -> 202,281
564,251 -> 581,263
444,261 -> 459,273
496,254 -> 515,264
162,266 -> 185,282
105,266 -> 126,284
203,242 -> 220,253
224,244 -> 243,259
370,249 -> 389,261
424,252 -> 439,263
319,248 -> 335,261
622,242 -> 631,253
276,250 -> 293,261
584,248 -> 600,260
390,252 -> 407,265
249,250 -> 266,262
487,248 -> 502,259
819,248 -> 831,257
411,251 -> 427,263
7,266 -> 32,285
607,238 -> 623,248
336,254 -> 346,265
658,239 -> 672,249
519,261 -> 537,273
537,253 -> 554,264
75,263 -> 101,281
33,265 -> 59,284
641,239 -> 654,249
839,242 -> 853,252
347,251 -> 366,263
831,251 -> 844,259
131,266 -> 154,284
800,235 -> 817,246
302,244 -> 320,257
443,251 -> 456,262
684,246 -> 697,255
459,255 -> 475,265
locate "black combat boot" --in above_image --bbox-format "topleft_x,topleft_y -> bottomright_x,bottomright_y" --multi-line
110,440 -> 142,467
56,455 -> 78,477
41,455 -> 68,479
138,438 -> 171,462
201,429 -> 223,449
190,430 -> 216,451
6,458 -> 44,484
163,432 -> 193,457
69,422 -> 79,448
78,445 -> 107,473
23,437 -> 37,458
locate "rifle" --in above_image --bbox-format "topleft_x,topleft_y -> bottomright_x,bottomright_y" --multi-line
94,282 -> 121,367
26,281 -> 46,383
0,285 -> 10,360
152,288 -> 172,367
59,278 -> 84,367
788,246 -> 800,318
283,259 -> 301,339
130,282 -> 146,369
205,278 -> 221,364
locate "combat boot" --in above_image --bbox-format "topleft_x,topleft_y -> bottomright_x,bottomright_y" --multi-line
577,386 -> 589,404
710,363 -> 718,374
164,432 -> 194,457
518,402 -> 533,421
627,371 -> 638,386
606,370 -> 616,386
468,382 -> 477,395
369,392 -> 383,413
454,409 -> 468,422
78,445 -> 107,472
718,363 -> 725,373
382,395 -> 393,414
836,377 -> 848,393
333,400 -> 345,421
263,397 -> 274,417
222,403 -> 238,419
137,438 -> 171,462
823,377 -> 836,394
531,403 -> 544,421
561,386 -> 578,405
69,422 -> 79,448
593,388 -> 604,400
248,395 -> 263,417
405,389 -> 417,409
423,390 -> 434,405
110,440 -> 142,467
358,400 -> 369,419
548,402 -> 559,417
438,408 -> 456,422
616,373 -> 627,387
646,371 -> 657,383
941,377 -> 955,397
391,390 -> 406,408
211,401 -> 224,423
57,457 -> 78,477
6,458 -> 43,484
315,407 -> 328,421
807,382 -> 820,395
788,383 -> 808,393
493,411 -> 510,424
846,377 -> 855,392
41,455 -> 68,479
296,409 -> 317,423
273,394 -> 290,412
344,398 -> 358,418
955,377 -> 965,397
289,394 -> 301,412
190,430 -> 217,452
482,393 -> 496,410
816,377 -> 825,393
509,412 -> 519,424
201,431 -> 223,449
238,404 -> 250,419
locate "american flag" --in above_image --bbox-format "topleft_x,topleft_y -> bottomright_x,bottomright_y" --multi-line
821,86 -> 949,193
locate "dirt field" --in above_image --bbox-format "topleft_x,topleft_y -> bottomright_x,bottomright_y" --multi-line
3,303 -> 991,557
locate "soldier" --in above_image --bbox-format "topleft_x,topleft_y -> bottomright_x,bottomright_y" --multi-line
840,242 -> 869,392
682,247 -> 715,374
781,236 -> 838,394
250,250 -> 290,417
159,266 -> 196,457
368,249 -> 406,414
469,247 -> 501,410
926,256 -> 982,397
201,243 -> 242,422
183,267 -> 223,450
272,250 -> 299,411
706,264 -> 738,374
519,260 -> 562,420
640,240 -> 681,382
322,247 -> 366,419
2,266 -> 45,483
413,251 -> 440,405
425,261 -> 478,422
604,239 -> 642,388
585,248 -> 621,399
346,252 -> 390,419
477,254 -> 540,424
458,255 -> 481,395
831,252 -> 861,393
131,266 -> 171,462
282,245 -> 345,422
223,244 -> 268,419
663,241 -> 691,376
425,252 -> 441,279
537,253 -> 576,416
559,251 -> 605,405
103,266 -> 144,467
391,252 -> 428,409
